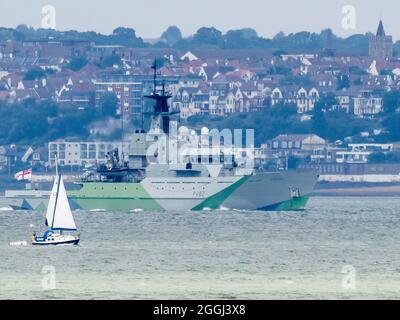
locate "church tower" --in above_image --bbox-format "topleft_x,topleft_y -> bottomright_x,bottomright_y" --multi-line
369,20 -> 393,60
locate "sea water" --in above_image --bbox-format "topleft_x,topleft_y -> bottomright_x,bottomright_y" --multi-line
0,196 -> 399,300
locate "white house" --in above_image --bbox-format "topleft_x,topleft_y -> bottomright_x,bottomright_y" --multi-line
271,87 -> 319,113
353,90 -> 383,117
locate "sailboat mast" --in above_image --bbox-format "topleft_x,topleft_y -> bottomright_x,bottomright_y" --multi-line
121,98 -> 124,162
55,154 -> 59,177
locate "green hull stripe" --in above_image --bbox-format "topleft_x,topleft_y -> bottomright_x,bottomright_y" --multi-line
35,202 -> 47,212
258,195 -> 310,211
72,198 -> 163,211
275,195 -> 310,210
68,183 -> 163,211
192,176 -> 250,211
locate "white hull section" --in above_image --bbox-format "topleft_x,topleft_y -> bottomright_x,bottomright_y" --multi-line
32,233 -> 80,246
142,176 -> 242,211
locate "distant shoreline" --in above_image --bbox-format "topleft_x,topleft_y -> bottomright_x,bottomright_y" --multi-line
314,182 -> 400,197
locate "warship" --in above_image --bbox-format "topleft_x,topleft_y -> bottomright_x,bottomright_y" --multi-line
5,62 -> 318,212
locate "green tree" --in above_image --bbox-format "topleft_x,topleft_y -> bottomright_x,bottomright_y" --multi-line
267,65 -> 291,75
111,27 -> 145,47
312,109 -> 376,141
383,91 -> 400,114
113,27 -> 136,39
99,92 -> 118,118
239,28 -> 258,39
337,74 -> 350,90
223,28 -> 259,47
24,68 -> 46,80
192,27 -> 225,48
99,54 -> 121,69
67,56 -> 88,72
349,66 -> 368,75
225,30 -> 253,49
187,103 -> 310,146
160,26 -> 182,46
152,41 -> 170,48
0,100 -> 52,144
383,113 -> 400,140
312,102 -> 328,138
369,151 -> 400,163
317,92 -> 338,111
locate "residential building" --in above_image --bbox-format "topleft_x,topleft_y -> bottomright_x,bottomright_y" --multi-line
270,134 -> 327,158
336,143 -> 394,164
353,90 -> 383,117
0,146 -> 7,169
94,75 -> 190,122
94,77 -> 147,120
271,87 -> 319,113
48,140 -> 129,167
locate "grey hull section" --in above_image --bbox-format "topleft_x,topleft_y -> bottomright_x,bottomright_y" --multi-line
6,198 -> 48,211
224,171 -> 319,210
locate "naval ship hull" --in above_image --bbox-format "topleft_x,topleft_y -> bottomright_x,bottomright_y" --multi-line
5,171 -> 318,212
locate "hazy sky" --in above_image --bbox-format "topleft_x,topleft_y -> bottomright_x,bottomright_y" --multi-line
0,0 -> 398,39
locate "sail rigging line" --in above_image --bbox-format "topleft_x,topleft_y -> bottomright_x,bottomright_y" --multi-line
55,153 -> 59,176
50,174 -> 62,230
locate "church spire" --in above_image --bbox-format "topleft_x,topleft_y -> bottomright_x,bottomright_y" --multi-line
376,20 -> 386,37
369,19 -> 393,60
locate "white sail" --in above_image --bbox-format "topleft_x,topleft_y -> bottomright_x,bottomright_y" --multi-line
47,176 -> 77,231
45,177 -> 59,227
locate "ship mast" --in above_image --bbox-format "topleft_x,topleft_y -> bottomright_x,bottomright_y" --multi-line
145,60 -> 173,134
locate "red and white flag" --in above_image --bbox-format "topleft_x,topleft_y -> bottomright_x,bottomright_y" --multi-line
14,168 -> 32,181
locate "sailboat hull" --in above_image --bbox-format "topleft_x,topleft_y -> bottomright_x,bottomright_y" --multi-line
32,234 -> 80,246
32,239 -> 80,246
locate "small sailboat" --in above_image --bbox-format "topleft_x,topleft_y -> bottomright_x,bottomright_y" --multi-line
32,174 -> 80,246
